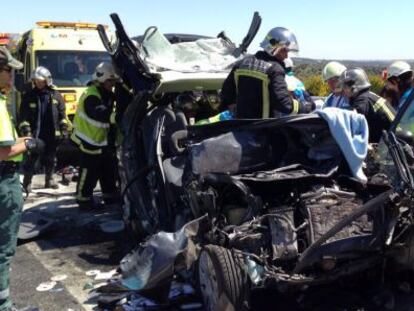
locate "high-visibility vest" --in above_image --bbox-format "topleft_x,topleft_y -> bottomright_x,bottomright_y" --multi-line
71,85 -> 110,154
0,94 -> 22,162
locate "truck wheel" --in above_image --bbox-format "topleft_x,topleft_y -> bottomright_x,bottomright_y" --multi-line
198,245 -> 250,311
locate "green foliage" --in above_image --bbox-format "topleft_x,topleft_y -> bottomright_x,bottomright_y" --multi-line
368,75 -> 385,95
294,61 -> 386,96
303,75 -> 330,97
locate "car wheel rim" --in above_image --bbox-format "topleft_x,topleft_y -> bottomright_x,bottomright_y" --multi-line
199,250 -> 220,311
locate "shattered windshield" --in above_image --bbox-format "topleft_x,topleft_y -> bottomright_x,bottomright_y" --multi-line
140,27 -> 238,72
36,51 -> 111,87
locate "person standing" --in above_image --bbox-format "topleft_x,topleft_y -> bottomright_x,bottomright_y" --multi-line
71,62 -> 120,209
220,27 -> 314,119
0,46 -> 44,311
19,66 -> 68,192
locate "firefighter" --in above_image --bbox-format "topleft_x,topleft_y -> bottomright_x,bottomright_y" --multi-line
386,61 -> 414,109
340,68 -> 395,143
220,27 -> 314,118
322,61 -> 349,109
71,62 -> 120,210
19,66 -> 68,192
0,46 -> 43,311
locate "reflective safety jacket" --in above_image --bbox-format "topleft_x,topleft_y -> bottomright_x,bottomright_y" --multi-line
0,94 -> 22,162
350,90 -> 395,143
71,85 -> 115,154
221,51 -> 311,118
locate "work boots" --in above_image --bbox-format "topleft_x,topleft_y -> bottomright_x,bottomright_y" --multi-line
44,173 -> 58,189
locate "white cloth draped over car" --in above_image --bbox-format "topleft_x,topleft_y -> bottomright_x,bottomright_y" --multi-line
317,107 -> 369,182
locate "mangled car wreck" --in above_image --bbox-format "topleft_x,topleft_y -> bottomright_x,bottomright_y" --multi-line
98,13 -> 414,310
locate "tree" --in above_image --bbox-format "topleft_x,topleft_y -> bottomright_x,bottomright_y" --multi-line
304,75 -> 329,96
368,75 -> 385,95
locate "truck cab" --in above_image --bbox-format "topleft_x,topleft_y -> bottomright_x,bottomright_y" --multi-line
15,21 -> 111,120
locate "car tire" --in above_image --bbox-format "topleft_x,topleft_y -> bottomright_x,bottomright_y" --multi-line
198,245 -> 250,311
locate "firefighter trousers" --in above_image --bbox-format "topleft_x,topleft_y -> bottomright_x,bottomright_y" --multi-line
22,141 -> 57,186
76,148 -> 120,205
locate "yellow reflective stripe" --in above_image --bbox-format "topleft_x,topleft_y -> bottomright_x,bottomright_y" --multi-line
18,121 -> 30,129
70,132 -> 102,155
262,78 -> 270,118
373,97 -> 395,122
110,111 -> 116,124
234,69 -> 270,118
208,114 -> 221,123
77,110 -> 110,129
73,130 -> 107,146
291,99 -> 300,115
29,103 -> 36,108
76,168 -> 90,201
234,69 -> 269,83
79,145 -> 101,155
0,96 -> 15,142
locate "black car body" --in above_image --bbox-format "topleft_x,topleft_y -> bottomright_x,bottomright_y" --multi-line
99,14 -> 414,310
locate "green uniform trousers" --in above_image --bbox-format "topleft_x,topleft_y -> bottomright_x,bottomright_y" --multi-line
0,173 -> 23,311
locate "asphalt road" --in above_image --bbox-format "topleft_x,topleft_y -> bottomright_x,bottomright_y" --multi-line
10,175 -> 129,311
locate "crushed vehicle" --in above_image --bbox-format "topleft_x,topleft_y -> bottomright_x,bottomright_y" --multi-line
98,13 -> 414,310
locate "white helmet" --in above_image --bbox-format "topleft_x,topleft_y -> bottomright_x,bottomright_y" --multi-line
322,61 -> 347,82
387,61 -> 412,79
31,66 -> 53,86
92,62 -> 119,83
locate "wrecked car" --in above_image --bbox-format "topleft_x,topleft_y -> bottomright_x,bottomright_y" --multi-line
99,13 -> 414,310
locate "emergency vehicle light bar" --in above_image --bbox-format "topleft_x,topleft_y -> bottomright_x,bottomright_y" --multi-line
36,21 -> 108,29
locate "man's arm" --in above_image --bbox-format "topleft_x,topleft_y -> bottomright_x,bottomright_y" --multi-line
18,92 -> 32,134
83,95 -> 112,123
55,91 -> 67,122
351,96 -> 370,116
268,68 -> 295,114
0,141 -> 27,161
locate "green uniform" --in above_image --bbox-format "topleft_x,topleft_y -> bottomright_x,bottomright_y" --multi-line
0,93 -> 23,311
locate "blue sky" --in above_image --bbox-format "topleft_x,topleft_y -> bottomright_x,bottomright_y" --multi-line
2,0 -> 413,60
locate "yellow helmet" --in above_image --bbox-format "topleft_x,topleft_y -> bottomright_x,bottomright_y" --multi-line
322,61 -> 347,82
